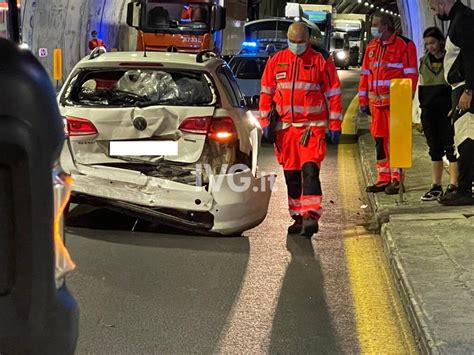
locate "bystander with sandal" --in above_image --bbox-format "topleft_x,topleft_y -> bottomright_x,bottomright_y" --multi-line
418,27 -> 459,201
429,0 -> 474,206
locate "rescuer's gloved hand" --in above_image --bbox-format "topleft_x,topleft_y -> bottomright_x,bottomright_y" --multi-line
359,105 -> 371,115
329,130 -> 341,144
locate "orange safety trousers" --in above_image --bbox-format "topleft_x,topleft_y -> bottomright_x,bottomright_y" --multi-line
275,126 -> 326,220
371,105 -> 401,182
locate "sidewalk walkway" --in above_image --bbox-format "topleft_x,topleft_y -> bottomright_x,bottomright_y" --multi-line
357,118 -> 474,354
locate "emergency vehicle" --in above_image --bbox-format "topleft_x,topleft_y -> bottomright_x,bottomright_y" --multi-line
333,14 -> 367,67
300,4 -> 333,52
126,0 -> 246,55
229,41 -> 276,115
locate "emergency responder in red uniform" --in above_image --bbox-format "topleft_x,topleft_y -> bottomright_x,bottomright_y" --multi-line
359,13 -> 418,194
181,5 -> 193,22
260,22 -> 343,237
88,31 -> 105,52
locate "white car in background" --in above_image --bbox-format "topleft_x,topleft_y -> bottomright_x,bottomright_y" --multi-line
58,50 -> 274,235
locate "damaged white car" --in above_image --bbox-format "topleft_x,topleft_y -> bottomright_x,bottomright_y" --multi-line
58,50 -> 275,236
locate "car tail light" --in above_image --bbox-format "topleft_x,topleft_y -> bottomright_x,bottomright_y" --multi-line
65,116 -> 98,136
208,117 -> 236,143
52,166 -> 76,288
179,116 -> 211,134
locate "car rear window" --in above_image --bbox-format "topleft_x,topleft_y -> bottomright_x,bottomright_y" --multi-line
230,57 -> 268,80
61,69 -> 216,107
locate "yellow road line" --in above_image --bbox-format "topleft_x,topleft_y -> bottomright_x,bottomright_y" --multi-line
342,94 -> 360,136
338,144 -> 418,354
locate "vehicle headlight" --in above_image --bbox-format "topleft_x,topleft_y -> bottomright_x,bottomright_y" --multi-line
18,42 -> 30,50
53,165 -> 76,289
336,51 -> 347,60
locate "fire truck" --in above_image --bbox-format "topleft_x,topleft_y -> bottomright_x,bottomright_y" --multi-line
126,0 -> 246,55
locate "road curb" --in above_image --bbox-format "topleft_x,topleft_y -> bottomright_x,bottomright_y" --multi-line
357,133 -> 441,355
380,223 -> 440,355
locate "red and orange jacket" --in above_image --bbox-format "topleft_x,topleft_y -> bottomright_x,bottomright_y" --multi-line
260,47 -> 343,131
359,33 -> 418,107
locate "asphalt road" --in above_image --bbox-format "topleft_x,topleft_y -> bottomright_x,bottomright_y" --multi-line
66,70 -> 412,354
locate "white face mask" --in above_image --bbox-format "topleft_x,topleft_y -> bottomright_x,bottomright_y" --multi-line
288,40 -> 307,56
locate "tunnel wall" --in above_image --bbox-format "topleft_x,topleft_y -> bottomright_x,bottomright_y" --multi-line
21,0 -> 473,82
21,0 -> 136,83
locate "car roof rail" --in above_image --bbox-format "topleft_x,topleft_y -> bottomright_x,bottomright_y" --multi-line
196,50 -> 217,63
89,46 -> 107,60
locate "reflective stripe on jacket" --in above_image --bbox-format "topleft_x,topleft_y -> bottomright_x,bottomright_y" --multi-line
260,47 -> 343,131
359,33 -> 418,107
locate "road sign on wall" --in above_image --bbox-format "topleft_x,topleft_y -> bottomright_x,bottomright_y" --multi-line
38,47 -> 48,57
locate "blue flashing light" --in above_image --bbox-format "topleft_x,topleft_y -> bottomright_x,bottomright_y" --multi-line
242,41 -> 258,50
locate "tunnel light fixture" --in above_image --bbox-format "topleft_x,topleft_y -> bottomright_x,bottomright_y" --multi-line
364,2 -> 369,6
357,0 -> 362,3
370,4 -> 374,8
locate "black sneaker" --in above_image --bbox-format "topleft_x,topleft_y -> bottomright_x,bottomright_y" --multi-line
445,184 -> 457,194
385,180 -> 403,195
288,215 -> 303,234
421,184 -> 443,201
438,190 -> 474,206
366,181 -> 390,193
301,217 -> 319,238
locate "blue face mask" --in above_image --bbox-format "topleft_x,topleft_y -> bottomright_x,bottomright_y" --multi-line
371,27 -> 381,38
288,40 -> 307,56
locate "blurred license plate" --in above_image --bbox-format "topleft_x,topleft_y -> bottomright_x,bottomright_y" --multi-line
109,141 -> 178,156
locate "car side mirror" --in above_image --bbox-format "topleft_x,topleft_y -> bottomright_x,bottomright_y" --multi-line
0,38 -> 78,354
126,2 -> 140,28
211,6 -> 226,32
251,95 -> 260,108
242,95 -> 259,109
241,96 -> 251,108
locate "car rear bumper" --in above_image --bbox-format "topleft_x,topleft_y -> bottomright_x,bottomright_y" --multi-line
68,164 -> 275,235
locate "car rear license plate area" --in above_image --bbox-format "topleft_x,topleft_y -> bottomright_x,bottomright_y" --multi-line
109,141 -> 178,157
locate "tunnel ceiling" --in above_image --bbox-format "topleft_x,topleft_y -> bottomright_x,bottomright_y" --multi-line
322,0 -> 399,15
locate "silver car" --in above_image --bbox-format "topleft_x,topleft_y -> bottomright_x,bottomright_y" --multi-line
58,51 -> 274,235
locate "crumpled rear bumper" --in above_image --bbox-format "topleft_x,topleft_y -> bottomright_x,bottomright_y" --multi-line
68,163 -> 275,235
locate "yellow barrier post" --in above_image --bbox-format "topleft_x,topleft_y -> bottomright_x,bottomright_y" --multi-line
341,95 -> 359,143
53,48 -> 62,89
390,78 -> 412,203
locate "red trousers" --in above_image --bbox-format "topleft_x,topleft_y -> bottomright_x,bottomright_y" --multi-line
275,126 -> 326,220
371,105 -> 401,182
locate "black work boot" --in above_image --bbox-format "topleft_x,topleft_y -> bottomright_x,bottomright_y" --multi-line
301,217 -> 319,238
385,179 -> 403,195
366,181 -> 390,193
438,190 -> 474,206
288,215 -> 303,234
